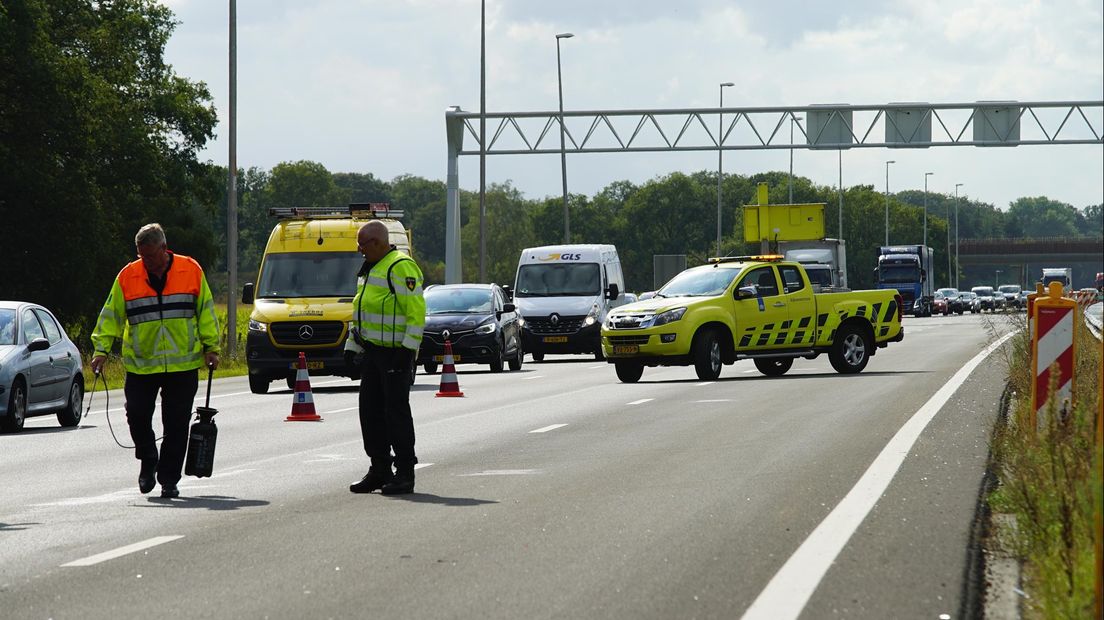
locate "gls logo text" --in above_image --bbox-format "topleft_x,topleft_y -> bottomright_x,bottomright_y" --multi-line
538,253 -> 582,261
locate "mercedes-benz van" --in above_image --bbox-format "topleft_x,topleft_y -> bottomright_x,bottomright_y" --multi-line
512,244 -> 625,361
240,204 -> 411,394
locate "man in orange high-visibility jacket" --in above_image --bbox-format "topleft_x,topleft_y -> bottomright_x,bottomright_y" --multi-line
91,223 -> 220,499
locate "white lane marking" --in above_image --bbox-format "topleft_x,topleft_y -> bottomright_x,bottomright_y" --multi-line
522,375 -> 544,380
304,454 -> 355,463
627,398 -> 654,405
529,424 -> 567,433
61,536 -> 184,567
696,399 -> 732,403
696,382 -> 715,386
212,468 -> 256,478
740,331 -> 1015,620
460,469 -> 539,476
322,406 -> 358,414
32,490 -> 135,507
743,369 -> 758,374
588,365 -> 607,369
414,463 -> 434,470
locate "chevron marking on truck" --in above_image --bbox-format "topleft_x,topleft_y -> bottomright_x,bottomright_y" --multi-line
817,313 -> 829,326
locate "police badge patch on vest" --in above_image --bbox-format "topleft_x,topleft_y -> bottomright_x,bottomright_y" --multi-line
406,277 -> 416,291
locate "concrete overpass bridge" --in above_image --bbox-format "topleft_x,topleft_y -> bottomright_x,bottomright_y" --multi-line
957,237 -> 1103,289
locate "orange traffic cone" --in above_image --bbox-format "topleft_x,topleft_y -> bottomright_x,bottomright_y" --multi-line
435,340 -> 465,397
286,351 -> 323,421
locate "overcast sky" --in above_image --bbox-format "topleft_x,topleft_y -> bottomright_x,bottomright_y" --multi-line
163,0 -> 1103,211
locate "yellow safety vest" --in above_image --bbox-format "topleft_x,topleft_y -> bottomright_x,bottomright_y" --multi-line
346,250 -> 425,352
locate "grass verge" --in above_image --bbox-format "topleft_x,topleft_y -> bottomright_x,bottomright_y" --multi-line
988,309 -> 1102,618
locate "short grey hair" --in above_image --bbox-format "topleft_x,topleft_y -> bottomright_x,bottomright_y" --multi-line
135,223 -> 167,248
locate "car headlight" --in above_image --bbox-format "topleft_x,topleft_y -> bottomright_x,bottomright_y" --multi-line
475,322 -> 496,335
652,307 -> 686,326
517,316 -> 526,327
248,319 -> 268,333
583,304 -> 600,326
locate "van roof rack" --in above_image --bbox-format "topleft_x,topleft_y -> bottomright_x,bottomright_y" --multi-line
268,203 -> 405,220
707,254 -> 784,264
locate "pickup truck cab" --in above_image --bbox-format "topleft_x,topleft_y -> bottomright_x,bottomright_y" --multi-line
601,256 -> 904,382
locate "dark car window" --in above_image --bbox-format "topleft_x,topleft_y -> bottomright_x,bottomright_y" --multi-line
426,288 -> 494,314
737,267 -> 780,298
34,308 -> 63,344
779,266 -> 805,294
22,309 -> 46,343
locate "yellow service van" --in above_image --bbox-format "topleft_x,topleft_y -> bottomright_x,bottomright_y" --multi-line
241,204 -> 411,394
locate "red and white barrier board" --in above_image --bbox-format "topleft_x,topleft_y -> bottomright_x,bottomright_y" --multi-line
1030,282 -> 1078,429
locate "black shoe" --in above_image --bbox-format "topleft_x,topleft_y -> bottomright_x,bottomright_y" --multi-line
380,470 -> 414,495
350,467 -> 393,494
160,484 -> 179,499
138,458 -> 157,494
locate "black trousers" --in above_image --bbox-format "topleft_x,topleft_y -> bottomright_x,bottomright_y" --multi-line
124,369 -> 199,485
358,345 -> 417,470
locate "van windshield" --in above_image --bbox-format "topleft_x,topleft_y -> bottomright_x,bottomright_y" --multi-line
516,263 -> 600,297
257,252 -> 363,298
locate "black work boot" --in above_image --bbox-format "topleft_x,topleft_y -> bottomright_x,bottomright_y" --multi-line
381,467 -> 414,495
138,457 -> 157,494
160,483 -> 179,499
350,466 -> 393,493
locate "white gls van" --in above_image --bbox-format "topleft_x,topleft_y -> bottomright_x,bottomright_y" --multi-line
510,244 -> 626,361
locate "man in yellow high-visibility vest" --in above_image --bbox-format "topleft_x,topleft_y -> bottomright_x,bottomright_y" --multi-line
344,220 -> 425,495
90,223 -> 220,499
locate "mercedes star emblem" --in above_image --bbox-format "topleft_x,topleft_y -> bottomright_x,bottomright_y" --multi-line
298,325 -> 314,340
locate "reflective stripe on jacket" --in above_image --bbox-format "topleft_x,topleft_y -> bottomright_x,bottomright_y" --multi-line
346,250 -> 425,352
91,253 -> 221,374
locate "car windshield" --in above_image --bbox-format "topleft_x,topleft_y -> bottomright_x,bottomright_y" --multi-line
257,252 -> 364,298
657,267 -> 740,297
937,289 -> 958,297
516,263 -> 600,297
0,309 -> 14,345
426,289 -> 493,314
961,293 -> 975,300
998,285 -> 1021,294
878,264 -> 920,284
973,287 -> 994,297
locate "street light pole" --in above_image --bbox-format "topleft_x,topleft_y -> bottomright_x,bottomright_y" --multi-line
716,82 -> 733,257
478,0 -> 486,282
954,183 -> 963,289
227,0 -> 238,357
923,171 -> 934,249
555,32 -> 573,244
788,114 -> 802,203
884,160 -> 895,246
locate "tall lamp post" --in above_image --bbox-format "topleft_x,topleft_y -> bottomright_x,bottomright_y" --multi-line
954,183 -> 963,289
788,114 -> 802,203
716,82 -> 733,257
555,32 -> 573,243
923,171 -> 934,249
478,0 -> 486,282
227,0 -> 238,357
884,160 -> 895,245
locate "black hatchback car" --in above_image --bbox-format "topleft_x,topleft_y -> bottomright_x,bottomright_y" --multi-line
418,284 -> 523,374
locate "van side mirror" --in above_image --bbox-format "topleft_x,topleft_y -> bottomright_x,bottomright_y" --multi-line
242,282 -> 255,305
27,337 -> 50,352
606,283 -> 619,300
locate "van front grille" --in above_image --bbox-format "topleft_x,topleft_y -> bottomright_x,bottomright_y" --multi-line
526,315 -> 584,334
271,321 -> 345,346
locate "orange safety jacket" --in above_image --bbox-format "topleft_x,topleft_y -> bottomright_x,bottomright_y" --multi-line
91,253 -> 220,374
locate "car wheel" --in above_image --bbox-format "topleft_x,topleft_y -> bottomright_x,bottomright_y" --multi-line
829,323 -> 871,374
423,362 -> 438,375
56,378 -> 84,427
490,346 -> 505,373
754,358 -> 793,377
692,329 -> 722,381
614,362 -> 644,383
508,346 -> 523,371
532,351 -> 545,362
1,379 -> 27,432
248,374 -> 270,394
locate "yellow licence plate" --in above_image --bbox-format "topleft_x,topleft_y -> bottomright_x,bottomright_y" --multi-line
433,355 -> 461,362
290,361 -> 325,370
612,345 -> 639,355
543,336 -> 568,343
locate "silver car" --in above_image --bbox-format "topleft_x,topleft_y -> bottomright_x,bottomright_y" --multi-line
0,301 -> 85,432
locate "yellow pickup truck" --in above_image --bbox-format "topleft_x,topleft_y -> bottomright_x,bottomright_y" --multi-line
602,255 -> 904,382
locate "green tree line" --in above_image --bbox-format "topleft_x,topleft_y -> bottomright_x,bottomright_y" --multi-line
3,1 -> 1100,349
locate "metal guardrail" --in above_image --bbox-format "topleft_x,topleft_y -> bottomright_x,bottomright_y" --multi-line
1085,302 -> 1102,341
